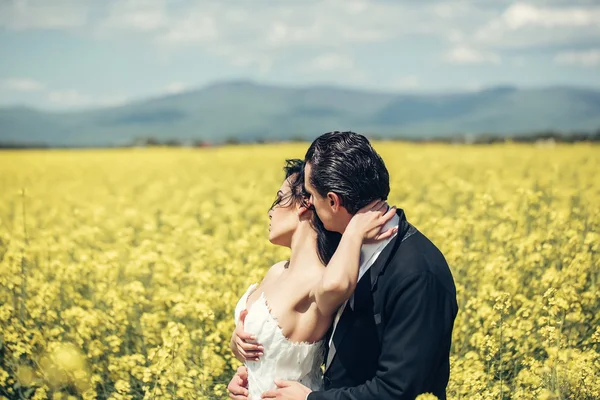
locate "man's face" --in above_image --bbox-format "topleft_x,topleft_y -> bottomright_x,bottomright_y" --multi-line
304,162 -> 340,233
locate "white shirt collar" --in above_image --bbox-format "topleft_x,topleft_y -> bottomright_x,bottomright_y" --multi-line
356,212 -> 400,284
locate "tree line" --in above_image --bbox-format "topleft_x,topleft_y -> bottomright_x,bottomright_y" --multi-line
1,129 -> 599,149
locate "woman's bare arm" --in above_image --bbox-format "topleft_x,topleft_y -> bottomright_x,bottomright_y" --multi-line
313,202 -> 397,317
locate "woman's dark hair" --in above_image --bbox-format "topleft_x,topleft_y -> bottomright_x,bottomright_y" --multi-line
305,131 -> 390,214
270,159 -> 341,265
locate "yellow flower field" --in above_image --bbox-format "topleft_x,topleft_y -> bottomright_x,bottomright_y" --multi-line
0,142 -> 598,400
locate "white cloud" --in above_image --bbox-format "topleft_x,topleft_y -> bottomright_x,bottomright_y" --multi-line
389,75 -> 421,90
98,1 -> 221,45
445,46 -> 501,65
303,54 -> 355,72
46,89 -> 129,109
3,78 -> 45,92
474,3 -> 600,48
501,3 -> 599,29
4,0 -> 600,82
464,81 -> 484,92
46,90 -> 128,109
213,45 -> 274,74
0,0 -> 88,30
3,1 -> 600,52
97,94 -> 129,108
300,53 -> 368,84
101,0 -> 168,33
554,49 -> 600,67
47,90 -> 92,107
158,14 -> 218,45
164,82 -> 187,94
1,74 -> 125,109
82,0 -> 462,70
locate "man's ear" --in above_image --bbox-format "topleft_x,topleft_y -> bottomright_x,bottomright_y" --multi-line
327,192 -> 342,212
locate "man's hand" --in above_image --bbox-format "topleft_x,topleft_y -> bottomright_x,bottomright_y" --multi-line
232,310 -> 264,362
261,380 -> 312,399
228,366 -> 249,400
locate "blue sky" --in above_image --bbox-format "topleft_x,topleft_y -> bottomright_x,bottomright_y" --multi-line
1,0 -> 599,110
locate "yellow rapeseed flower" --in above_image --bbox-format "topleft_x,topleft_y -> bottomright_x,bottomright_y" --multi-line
0,143 -> 598,399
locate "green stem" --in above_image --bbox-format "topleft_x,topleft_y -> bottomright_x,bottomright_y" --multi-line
499,312 -> 503,400
20,188 -> 27,323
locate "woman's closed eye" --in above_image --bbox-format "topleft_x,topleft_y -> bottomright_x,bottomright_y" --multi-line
270,191 -> 290,210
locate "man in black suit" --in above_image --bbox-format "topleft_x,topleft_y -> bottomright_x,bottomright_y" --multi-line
228,131 -> 458,400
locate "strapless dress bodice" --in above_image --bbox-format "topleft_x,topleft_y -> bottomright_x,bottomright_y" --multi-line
234,283 -> 325,400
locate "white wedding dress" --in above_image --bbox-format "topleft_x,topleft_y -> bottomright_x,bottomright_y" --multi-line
234,283 -> 325,400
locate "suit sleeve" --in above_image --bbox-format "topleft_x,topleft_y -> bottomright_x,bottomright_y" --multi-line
308,271 -> 456,400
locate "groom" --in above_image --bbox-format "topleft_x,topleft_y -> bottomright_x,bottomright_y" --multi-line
228,131 -> 458,400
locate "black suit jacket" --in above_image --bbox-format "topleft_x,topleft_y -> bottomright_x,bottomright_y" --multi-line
308,209 -> 458,400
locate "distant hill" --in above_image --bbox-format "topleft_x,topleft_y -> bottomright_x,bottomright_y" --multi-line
1,81 -> 599,147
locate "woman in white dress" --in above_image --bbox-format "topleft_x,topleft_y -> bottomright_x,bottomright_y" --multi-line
230,159 -> 396,400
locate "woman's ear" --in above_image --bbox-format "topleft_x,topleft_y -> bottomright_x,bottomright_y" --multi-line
297,205 -> 310,217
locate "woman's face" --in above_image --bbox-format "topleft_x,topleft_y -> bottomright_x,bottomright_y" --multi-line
268,177 -> 303,248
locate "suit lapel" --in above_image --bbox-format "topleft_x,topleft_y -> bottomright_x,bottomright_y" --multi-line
325,303 -> 352,371
325,274 -> 372,371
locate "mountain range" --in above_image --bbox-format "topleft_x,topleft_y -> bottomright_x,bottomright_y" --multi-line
1,81 -> 599,147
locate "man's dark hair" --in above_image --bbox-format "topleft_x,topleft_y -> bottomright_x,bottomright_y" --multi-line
271,159 -> 341,265
305,131 -> 390,214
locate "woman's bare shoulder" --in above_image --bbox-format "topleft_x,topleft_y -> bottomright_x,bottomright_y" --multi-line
262,260 -> 289,282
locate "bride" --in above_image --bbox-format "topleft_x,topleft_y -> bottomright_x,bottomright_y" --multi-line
230,159 -> 396,400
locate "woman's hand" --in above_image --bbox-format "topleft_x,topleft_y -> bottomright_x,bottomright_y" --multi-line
347,200 -> 397,243
312,199 -> 398,317
228,366 -> 249,400
231,310 -> 264,362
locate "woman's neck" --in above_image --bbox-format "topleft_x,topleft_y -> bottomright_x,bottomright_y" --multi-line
288,219 -> 324,271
